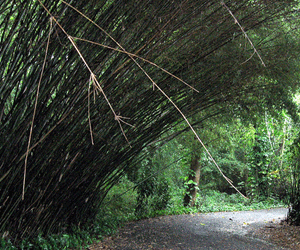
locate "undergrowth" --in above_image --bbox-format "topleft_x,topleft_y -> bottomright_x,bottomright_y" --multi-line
140,189 -> 286,218
1,188 -> 286,249
0,208 -> 123,250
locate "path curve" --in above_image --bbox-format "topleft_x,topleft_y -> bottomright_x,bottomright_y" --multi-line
92,208 -> 288,249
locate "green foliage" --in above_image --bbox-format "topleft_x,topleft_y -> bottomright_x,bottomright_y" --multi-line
0,239 -> 17,250
177,117 -> 253,195
194,190 -> 285,213
161,189 -> 285,215
101,177 -> 137,221
1,0 -> 300,243
129,153 -> 172,218
246,112 -> 296,200
150,107 -> 297,210
0,205 -> 125,250
144,108 -> 296,209
248,131 -> 270,197
1,228 -> 95,249
287,133 -> 300,225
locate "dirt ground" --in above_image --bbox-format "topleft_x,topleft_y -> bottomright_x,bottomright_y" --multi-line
252,220 -> 300,250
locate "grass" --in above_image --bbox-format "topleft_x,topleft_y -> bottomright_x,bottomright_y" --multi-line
0,187 -> 287,249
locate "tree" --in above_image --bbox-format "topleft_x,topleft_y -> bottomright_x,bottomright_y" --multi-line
183,153 -> 201,207
157,108 -> 297,206
0,0 -> 299,242
246,111 -> 296,199
288,132 -> 300,225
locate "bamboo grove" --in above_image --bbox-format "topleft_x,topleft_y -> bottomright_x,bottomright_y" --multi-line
0,0 -> 299,242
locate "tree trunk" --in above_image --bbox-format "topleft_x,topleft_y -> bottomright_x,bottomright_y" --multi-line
184,155 -> 201,207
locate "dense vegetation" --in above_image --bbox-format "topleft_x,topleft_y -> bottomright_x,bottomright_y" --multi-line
1,0 -> 300,248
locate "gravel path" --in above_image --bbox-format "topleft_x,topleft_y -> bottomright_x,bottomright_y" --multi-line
91,208 -> 289,249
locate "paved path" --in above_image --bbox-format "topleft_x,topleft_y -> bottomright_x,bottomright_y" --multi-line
94,208 -> 289,249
